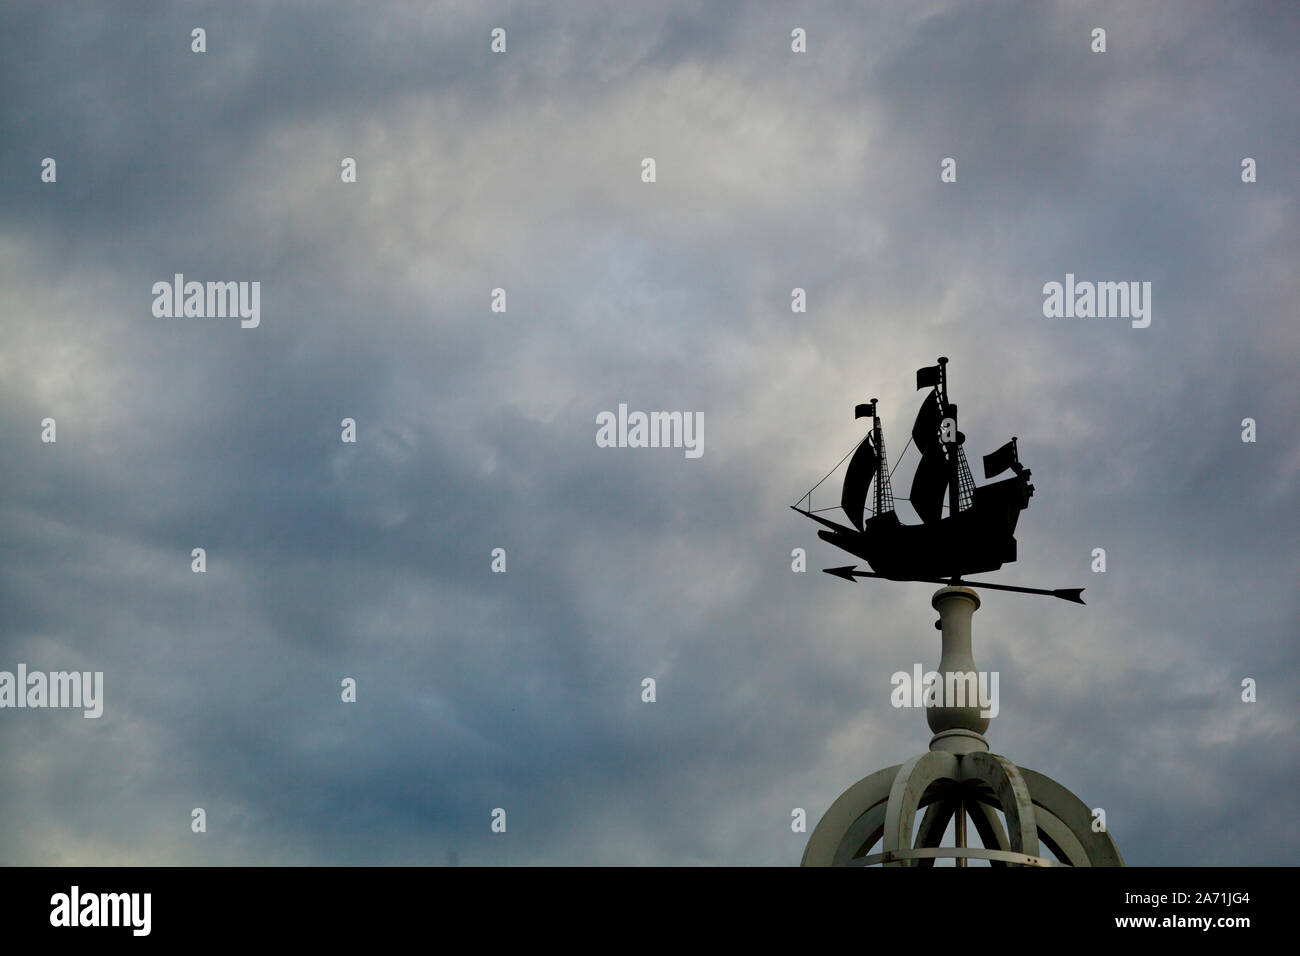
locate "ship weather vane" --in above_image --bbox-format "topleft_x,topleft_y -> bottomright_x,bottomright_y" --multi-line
793,357 -> 1085,604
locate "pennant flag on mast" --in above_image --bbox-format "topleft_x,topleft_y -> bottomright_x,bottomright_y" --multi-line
916,364 -> 942,390
983,438 -> 1021,479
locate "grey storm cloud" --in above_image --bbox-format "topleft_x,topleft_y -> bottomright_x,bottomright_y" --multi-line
1,0 -> 1297,866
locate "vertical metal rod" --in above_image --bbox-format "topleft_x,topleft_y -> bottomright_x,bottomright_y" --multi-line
872,402 -> 882,517
955,795 -> 967,868
937,357 -> 960,516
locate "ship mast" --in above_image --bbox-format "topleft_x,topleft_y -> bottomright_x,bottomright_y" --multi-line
872,399 -> 882,518
937,357 -> 959,517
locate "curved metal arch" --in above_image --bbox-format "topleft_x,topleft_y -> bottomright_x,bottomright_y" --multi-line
960,792 -> 1090,866
1018,766 -> 1124,866
1032,802 -> 1091,866
967,796 -> 1011,866
957,752 -> 1039,856
838,779 -> 956,865
882,751 -> 961,864
835,802 -> 889,865
913,795 -> 957,867
802,764 -> 902,867
915,796 -> 957,847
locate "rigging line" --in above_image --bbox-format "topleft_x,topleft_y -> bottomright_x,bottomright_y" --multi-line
794,436 -> 865,507
803,496 -> 952,514
818,493 -> 949,510
887,434 -> 913,480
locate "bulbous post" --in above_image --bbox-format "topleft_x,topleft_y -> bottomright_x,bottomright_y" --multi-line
927,586 -> 990,753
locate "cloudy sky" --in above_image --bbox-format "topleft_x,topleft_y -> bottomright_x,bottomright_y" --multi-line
1,0 -> 1296,866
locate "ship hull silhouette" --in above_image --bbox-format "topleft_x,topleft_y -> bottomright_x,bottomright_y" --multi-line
794,358 -> 1035,583
799,475 -> 1031,579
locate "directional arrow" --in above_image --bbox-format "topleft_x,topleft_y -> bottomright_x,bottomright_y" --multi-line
822,565 -> 862,583
821,566 -> 1085,604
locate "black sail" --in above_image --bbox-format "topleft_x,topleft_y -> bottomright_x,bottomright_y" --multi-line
910,443 -> 950,524
912,389 -> 944,452
840,436 -> 879,531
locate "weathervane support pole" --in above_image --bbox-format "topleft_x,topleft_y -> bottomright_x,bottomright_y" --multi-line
928,586 -> 989,754
955,795 -> 967,867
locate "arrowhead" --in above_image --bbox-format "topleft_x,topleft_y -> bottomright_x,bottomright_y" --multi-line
1055,588 -> 1086,605
823,566 -> 860,583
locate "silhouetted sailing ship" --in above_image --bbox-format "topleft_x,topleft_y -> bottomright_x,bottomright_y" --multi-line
794,358 -> 1084,603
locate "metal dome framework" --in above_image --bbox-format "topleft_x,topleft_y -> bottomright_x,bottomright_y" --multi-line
802,587 -> 1123,868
